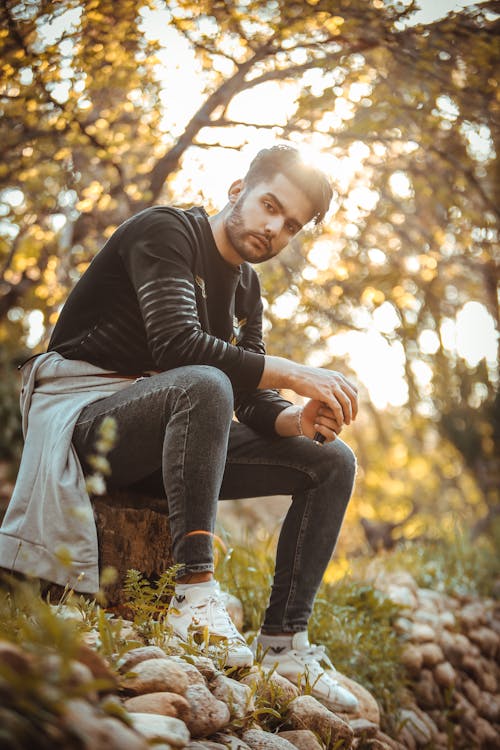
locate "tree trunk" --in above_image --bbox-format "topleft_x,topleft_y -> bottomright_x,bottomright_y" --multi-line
93,490 -> 174,607
43,490 -> 173,608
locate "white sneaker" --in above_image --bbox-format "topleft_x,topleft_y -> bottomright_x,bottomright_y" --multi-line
165,583 -> 253,668
260,631 -> 359,713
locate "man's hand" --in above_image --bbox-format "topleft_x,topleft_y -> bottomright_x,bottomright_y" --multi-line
301,399 -> 342,442
260,356 -> 358,430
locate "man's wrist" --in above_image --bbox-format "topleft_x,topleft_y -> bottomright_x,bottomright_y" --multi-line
259,355 -> 302,391
274,404 -> 304,438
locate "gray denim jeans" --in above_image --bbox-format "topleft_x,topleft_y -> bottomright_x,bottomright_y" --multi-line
72,365 -> 356,633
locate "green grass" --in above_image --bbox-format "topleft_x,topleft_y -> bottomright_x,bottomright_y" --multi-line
0,525 -> 496,747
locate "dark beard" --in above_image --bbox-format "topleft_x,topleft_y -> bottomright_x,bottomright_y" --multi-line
225,200 -> 273,264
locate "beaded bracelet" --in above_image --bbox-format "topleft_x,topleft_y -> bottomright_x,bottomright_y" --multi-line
296,406 -> 304,437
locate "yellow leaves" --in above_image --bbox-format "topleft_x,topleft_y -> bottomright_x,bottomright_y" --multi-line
324,16 -> 344,36
323,557 -> 351,584
389,443 -> 408,468
94,118 -> 109,130
75,198 -> 93,213
420,268 -> 437,283
76,181 -> 104,212
54,147 -> 72,160
361,286 -> 385,307
330,285 -> 344,301
97,194 -> 115,211
332,263 -> 349,281
125,184 -> 142,199
392,285 -> 416,310
103,224 -> 118,238
408,456 -> 429,481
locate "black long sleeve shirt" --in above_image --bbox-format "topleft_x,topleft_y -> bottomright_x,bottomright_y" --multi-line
48,205 -> 292,435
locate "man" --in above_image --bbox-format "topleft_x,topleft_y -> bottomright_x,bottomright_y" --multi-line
0,146 -> 359,712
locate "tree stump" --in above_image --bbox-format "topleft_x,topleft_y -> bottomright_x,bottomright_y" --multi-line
92,490 -> 174,607
38,491 -> 173,609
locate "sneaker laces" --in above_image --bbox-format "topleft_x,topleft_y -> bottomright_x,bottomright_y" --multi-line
292,644 -> 338,680
191,591 -> 243,642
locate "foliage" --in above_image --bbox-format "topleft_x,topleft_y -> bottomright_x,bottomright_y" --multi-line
366,523 -> 500,599
1,0 -> 498,533
215,534 -> 406,729
0,577 -> 104,749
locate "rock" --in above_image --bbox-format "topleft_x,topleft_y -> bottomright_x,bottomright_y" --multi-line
417,588 -> 445,611
440,631 -> 470,666
373,731 -> 407,750
476,717 -> 500,746
124,692 -> 191,721
0,639 -> 33,674
243,729 -> 297,750
241,669 -> 299,711
118,646 -> 168,673
438,611 -> 456,630
278,729 -> 323,750
212,734 -> 252,750
454,693 -> 478,730
62,698 -> 149,750
284,695 -> 354,749
188,743 -> 228,750
122,658 -> 190,696
409,623 -> 435,643
460,678 -> 482,710
129,713 -> 190,746
41,655 -> 98,703
360,740 -> 391,750
182,655 -> 219,680
398,708 -> 435,746
412,610 -> 442,628
331,672 -> 380,725
76,642 -> 117,687
385,585 -> 417,609
468,627 -> 499,657
459,602 -> 487,630
184,683 -> 231,737
393,617 -> 413,634
348,718 -> 378,738
396,726 -> 416,750
414,669 -> 443,709
169,657 -> 207,686
433,661 -> 456,689
210,674 -> 254,719
419,642 -> 444,667
401,644 -> 423,674
377,571 -> 418,593
461,654 -> 498,692
476,691 -> 500,722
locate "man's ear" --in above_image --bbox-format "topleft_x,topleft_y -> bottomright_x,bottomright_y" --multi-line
228,179 -> 244,203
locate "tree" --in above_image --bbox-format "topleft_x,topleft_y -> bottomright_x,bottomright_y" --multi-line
1,0 -> 498,532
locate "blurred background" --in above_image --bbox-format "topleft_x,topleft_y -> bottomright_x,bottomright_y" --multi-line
0,0 -> 498,559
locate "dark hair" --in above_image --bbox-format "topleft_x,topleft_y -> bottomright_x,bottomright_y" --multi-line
243,145 -> 333,224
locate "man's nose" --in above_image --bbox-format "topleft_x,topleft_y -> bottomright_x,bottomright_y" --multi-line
265,215 -> 284,237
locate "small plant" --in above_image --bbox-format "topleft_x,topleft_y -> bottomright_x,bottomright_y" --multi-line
122,566 -> 180,626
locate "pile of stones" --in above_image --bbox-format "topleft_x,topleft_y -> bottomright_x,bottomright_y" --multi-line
370,570 -> 500,749
0,571 -> 498,749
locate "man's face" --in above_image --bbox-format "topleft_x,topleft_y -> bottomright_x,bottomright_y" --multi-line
224,173 -> 314,265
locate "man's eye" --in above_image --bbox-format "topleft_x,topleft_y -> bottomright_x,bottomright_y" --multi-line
264,201 -> 274,211
286,223 -> 296,234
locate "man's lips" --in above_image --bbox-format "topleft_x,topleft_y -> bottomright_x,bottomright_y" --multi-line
250,233 -> 270,252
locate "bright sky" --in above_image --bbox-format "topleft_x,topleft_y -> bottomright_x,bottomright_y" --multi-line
21,0 -> 498,410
